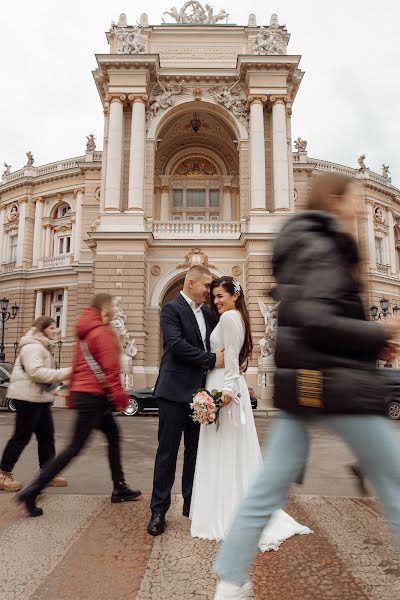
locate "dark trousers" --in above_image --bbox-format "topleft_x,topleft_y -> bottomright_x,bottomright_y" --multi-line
1,400 -> 55,472
150,398 -> 200,515
30,392 -> 124,492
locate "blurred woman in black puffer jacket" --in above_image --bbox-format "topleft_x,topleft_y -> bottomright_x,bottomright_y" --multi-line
212,173 -> 400,600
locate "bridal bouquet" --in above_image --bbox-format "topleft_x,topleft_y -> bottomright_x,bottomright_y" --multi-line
191,389 -> 224,430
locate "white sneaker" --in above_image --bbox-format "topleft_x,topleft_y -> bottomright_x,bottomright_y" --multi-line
214,580 -> 252,600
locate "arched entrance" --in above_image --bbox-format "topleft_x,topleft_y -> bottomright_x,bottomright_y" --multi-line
162,276 -> 185,307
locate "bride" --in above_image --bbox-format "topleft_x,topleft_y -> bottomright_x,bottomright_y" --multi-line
190,276 -> 312,550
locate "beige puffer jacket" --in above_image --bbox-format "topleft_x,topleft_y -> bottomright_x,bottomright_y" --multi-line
7,329 -> 71,403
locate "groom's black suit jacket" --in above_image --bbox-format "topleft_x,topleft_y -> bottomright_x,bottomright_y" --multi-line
154,293 -> 217,403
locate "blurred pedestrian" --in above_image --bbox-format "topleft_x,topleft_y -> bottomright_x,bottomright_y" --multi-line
213,173 -> 400,599
17,293 -> 141,517
0,317 -> 71,492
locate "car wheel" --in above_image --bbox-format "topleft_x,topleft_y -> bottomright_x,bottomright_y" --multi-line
6,399 -> 17,412
387,400 -> 400,420
123,397 -> 141,416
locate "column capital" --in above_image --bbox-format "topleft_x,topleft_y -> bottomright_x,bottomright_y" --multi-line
19,197 -> 29,206
365,199 -> 376,208
128,93 -> 148,105
33,196 -> 45,204
248,94 -> 267,106
73,188 -> 85,198
160,185 -> 170,193
108,93 -> 127,104
270,95 -> 290,105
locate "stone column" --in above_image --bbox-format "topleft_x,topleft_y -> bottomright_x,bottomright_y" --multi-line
271,96 -> 290,211
61,288 -> 68,337
0,206 -> 5,265
160,186 -> 170,222
44,225 -> 52,257
127,95 -> 147,211
73,188 -> 84,262
366,201 -> 377,270
35,290 -> 43,319
32,197 -> 44,266
16,198 -> 28,267
388,210 -> 397,274
104,94 -> 125,211
249,97 -> 266,211
223,185 -> 232,221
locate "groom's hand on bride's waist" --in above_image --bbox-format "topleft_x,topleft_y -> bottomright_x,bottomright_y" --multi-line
215,348 -> 224,369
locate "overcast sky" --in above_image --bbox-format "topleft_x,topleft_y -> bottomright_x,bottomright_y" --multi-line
0,1 -> 399,184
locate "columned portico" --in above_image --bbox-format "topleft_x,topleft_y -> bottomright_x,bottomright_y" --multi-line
160,186 -> 170,222
271,96 -> 290,212
128,95 -> 146,211
222,179 -> 232,222
16,198 -> 28,267
35,290 -> 43,319
32,197 -> 44,266
249,97 -> 266,211
44,225 -> 52,258
104,95 -> 125,211
0,206 -> 5,265
366,201 -> 377,270
388,210 -> 397,274
73,188 -> 84,262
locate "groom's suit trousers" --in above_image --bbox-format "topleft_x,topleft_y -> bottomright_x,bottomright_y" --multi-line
150,398 -> 200,515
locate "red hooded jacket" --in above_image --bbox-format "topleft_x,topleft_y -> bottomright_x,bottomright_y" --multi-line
67,307 -> 129,411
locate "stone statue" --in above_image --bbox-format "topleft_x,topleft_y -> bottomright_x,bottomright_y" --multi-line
294,137 -> 307,152
86,134 -> 96,152
25,151 -> 34,167
209,80 -> 248,124
147,78 -> 184,124
111,300 -> 138,359
258,300 -> 279,357
253,25 -> 284,55
3,163 -> 11,177
117,13 -> 128,28
164,2 -> 228,24
115,23 -> 147,54
382,164 -> 390,179
270,13 -> 280,28
140,13 -> 149,27
357,154 -> 367,173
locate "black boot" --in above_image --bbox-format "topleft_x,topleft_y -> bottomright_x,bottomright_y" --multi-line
16,486 -> 43,517
147,513 -> 165,536
111,480 -> 142,503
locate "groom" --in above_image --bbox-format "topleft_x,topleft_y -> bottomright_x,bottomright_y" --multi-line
148,265 -> 224,536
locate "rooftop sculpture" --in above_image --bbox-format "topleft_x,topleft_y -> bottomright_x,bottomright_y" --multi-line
163,2 -> 228,24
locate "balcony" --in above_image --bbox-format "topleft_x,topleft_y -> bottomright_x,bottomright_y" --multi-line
2,262 -> 16,273
37,256 -> 72,270
152,221 -> 243,240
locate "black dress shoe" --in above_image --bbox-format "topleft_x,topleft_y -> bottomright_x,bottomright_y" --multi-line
182,505 -> 190,517
147,513 -> 165,536
111,480 -> 142,503
17,486 -> 43,517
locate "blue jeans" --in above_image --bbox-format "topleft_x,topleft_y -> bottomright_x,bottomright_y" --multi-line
214,413 -> 400,586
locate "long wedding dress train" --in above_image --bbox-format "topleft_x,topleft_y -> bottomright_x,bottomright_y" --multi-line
190,310 -> 312,551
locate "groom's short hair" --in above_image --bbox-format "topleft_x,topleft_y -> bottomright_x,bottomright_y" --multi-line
185,265 -> 212,281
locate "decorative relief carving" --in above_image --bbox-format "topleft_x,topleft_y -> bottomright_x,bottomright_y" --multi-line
153,47 -> 240,62
151,265 -> 161,276
173,158 -> 218,177
232,265 -> 242,276
209,80 -> 249,125
147,78 -> 185,128
258,300 -> 279,357
294,137 -> 307,152
177,248 -> 215,269
8,204 -> 19,222
374,206 -> 385,223
163,2 -> 228,24
253,15 -> 285,55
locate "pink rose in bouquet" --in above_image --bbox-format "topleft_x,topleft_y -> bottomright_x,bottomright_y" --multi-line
191,389 -> 224,429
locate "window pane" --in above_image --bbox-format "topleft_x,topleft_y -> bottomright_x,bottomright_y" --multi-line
187,189 -> 205,208
66,236 -> 71,253
9,236 -> 17,262
172,214 -> 182,221
209,189 -> 220,208
58,238 -> 64,254
173,190 -> 183,208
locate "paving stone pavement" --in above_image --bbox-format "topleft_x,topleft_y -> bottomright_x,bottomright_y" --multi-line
0,492 -> 399,600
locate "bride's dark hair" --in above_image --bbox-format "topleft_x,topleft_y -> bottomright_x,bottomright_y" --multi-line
210,276 -> 253,365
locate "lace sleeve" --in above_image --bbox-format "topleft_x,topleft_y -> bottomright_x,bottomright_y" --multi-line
220,311 -> 243,392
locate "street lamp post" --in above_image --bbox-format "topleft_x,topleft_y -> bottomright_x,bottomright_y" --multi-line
13,341 -> 19,363
0,297 -> 20,362
369,298 -> 399,366
57,338 -> 63,368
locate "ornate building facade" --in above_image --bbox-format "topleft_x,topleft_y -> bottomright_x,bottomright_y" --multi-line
0,4 -> 399,405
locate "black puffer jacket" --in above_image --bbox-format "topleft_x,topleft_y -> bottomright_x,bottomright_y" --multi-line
272,211 -> 388,415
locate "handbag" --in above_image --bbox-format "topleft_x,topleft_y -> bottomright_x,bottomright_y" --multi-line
79,340 -> 116,411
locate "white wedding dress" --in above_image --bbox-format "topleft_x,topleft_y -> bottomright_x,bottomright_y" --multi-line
190,310 -> 312,551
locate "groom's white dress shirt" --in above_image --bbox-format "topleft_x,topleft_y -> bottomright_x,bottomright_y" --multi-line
180,291 -> 207,350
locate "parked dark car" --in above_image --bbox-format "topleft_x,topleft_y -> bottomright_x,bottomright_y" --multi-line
382,367 -> 400,420
0,363 -> 16,412
123,385 -> 258,416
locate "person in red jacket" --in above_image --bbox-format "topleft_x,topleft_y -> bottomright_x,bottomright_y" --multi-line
17,293 -> 141,517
